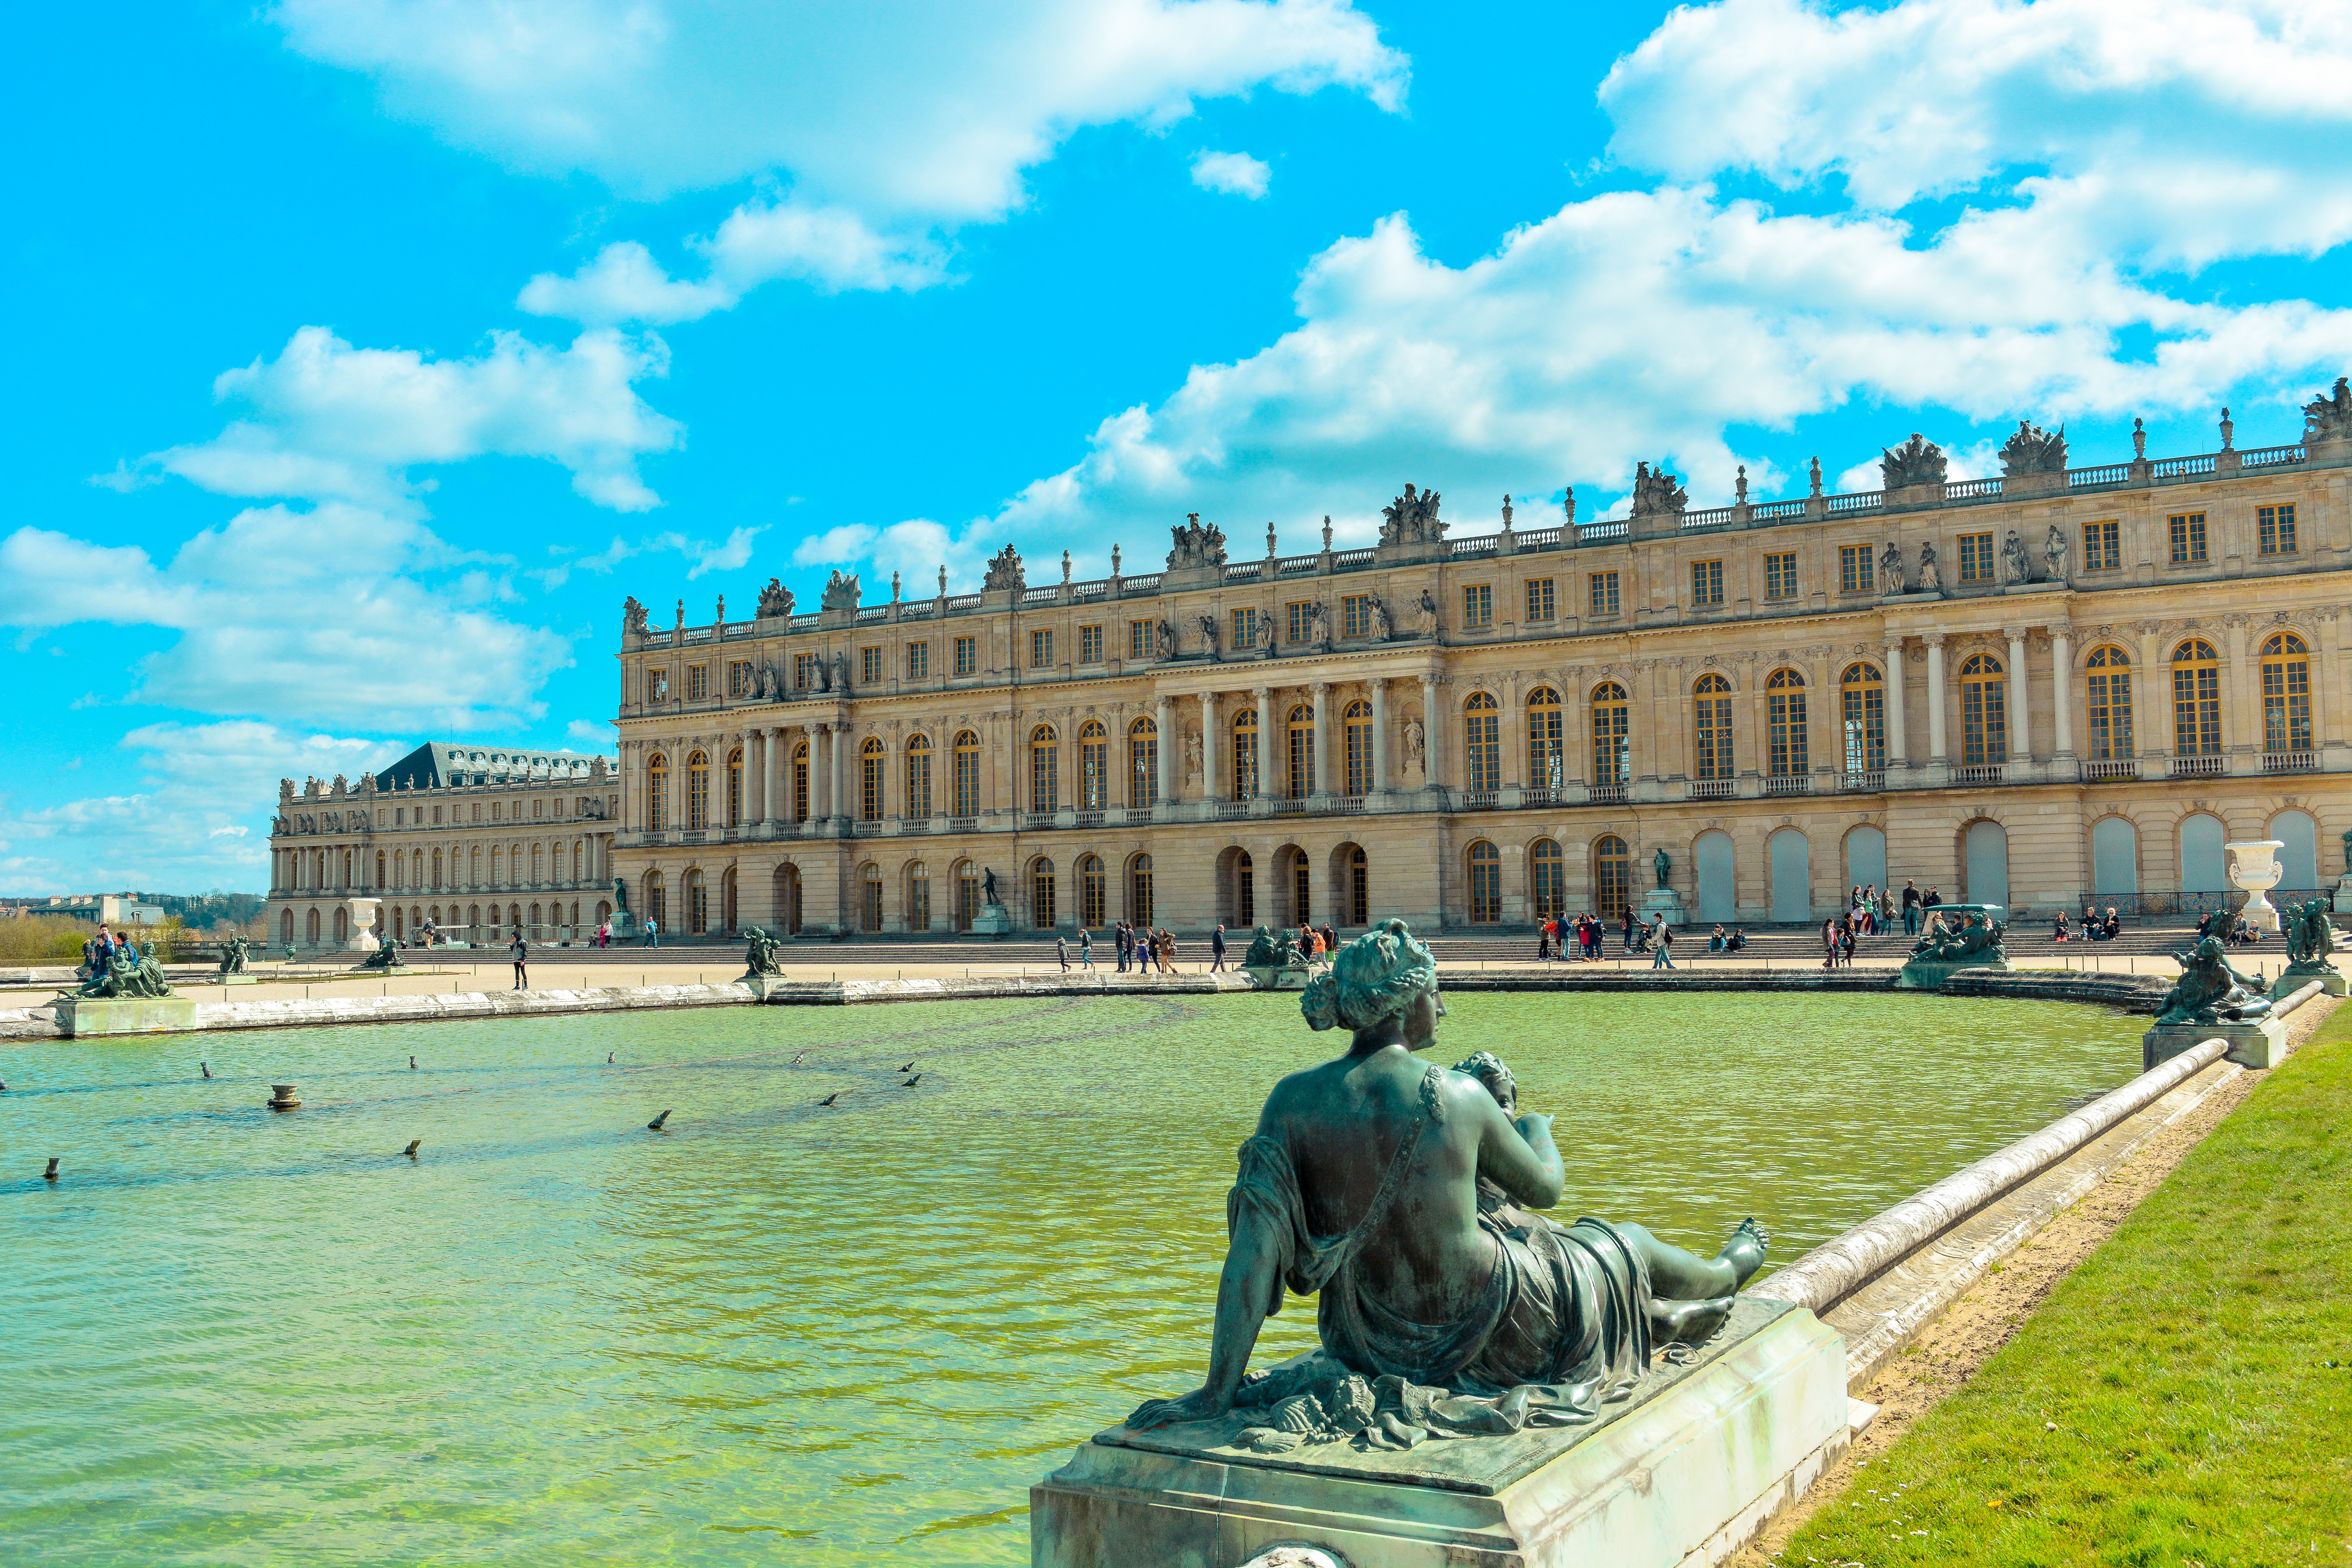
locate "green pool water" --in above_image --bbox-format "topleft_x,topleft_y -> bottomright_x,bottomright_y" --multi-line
2,992 -> 2144,1564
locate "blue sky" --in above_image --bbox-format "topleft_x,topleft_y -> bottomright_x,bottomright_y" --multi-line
6,0 -> 2352,894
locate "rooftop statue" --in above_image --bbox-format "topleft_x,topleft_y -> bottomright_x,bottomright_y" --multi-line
1379,484 -> 1445,546
1880,432 -> 1948,489
1126,920 -> 1768,1450
623,595 -> 650,638
1168,514 -> 1228,571
983,544 -> 1026,593
2157,935 -> 2274,1025
2303,376 -> 2352,445
1999,419 -> 2068,476
742,926 -> 784,977
756,577 -> 795,618
1629,461 -> 1687,518
820,570 -> 861,613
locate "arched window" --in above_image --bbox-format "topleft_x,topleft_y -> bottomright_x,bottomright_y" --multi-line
309,907 -> 323,945
1346,844 -> 1368,925
1131,853 -> 1154,926
685,867 -> 708,934
686,750 -> 710,830
2084,646 -> 2133,760
1530,838 -> 1564,919
2171,639 -> 2221,755
1525,688 -> 1564,791
642,874 -> 664,933
431,848 -> 443,887
860,737 -> 886,821
860,862 -> 883,932
1343,700 -> 1373,797
646,753 -> 668,830
1591,682 -> 1630,785
1287,704 -> 1317,798
1692,675 -> 1733,780
905,734 -> 934,818
1466,840 -> 1501,924
1234,849 -> 1256,925
374,849 -> 386,888
470,844 -> 482,887
1593,834 -> 1631,920
907,861 -> 931,931
1127,716 -> 1156,806
726,746 -> 743,827
530,842 -> 543,884
791,740 -> 810,822
1463,692 -> 1500,791
1840,663 -> 1885,773
281,908 -> 295,946
951,730 -> 980,817
1290,848 -> 1312,925
1030,725 -> 1059,812
2260,632 -> 2312,753
1766,668 -> 1808,777
1078,854 -> 1105,927
1960,653 -> 2008,766
1030,858 -> 1057,929
1233,708 -> 1260,800
490,843 -> 503,884
1072,720 -> 1107,809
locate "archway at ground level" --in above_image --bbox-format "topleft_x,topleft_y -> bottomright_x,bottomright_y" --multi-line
1843,825 -> 1887,902
2179,813 -> 2227,893
1768,829 -> 1810,923
1962,819 -> 2010,907
775,865 -> 803,935
1216,846 -> 1256,929
2271,808 -> 2319,891
1328,842 -> 1367,927
1694,831 -> 1735,923
2091,816 -> 2139,895
281,909 -> 296,947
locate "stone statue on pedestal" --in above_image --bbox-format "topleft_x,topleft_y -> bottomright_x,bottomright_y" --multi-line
2000,530 -> 2034,584
742,926 -> 784,976
2156,936 -> 2273,1025
215,934 -> 252,977
614,877 -> 631,915
72,945 -> 173,998
1126,921 -> 1769,1450
1878,539 -> 1906,594
1916,540 -> 1942,593
982,868 -> 1003,907
1652,847 -> 1671,889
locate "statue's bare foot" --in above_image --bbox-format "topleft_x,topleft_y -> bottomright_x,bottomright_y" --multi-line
1719,1218 -> 1768,1287
1652,1294 -> 1735,1345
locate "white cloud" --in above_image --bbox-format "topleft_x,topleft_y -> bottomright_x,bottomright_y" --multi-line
684,525 -> 762,580
130,324 -> 682,512
566,718 -> 614,744
1192,149 -> 1272,198
517,240 -> 740,325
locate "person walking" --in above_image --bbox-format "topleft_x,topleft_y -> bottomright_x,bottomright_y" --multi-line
1210,923 -> 1227,971
1057,935 -> 1070,971
1621,907 -> 1636,953
1650,916 -> 1675,969
1901,878 -> 1922,935
642,915 -> 659,949
1160,928 -> 1179,973
510,931 -> 529,990
1820,915 -> 1839,969
1319,922 -> 1338,961
1079,928 -> 1093,970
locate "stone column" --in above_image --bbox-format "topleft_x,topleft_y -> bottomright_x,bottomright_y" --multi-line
2318,610 -> 2344,751
1255,687 -> 1274,799
1155,695 -> 1174,804
811,726 -> 830,821
743,728 -> 761,826
1421,674 -> 1444,793
1370,677 -> 1391,795
829,721 -> 847,823
1201,691 -> 1221,801
1310,681 -> 1331,798
1882,639 -> 1908,768
2135,622 -> 2167,762
2005,628 -> 2030,760
764,726 -> 782,827
668,743 -> 686,832
1924,634 -> 1948,763
2051,626 -> 2075,759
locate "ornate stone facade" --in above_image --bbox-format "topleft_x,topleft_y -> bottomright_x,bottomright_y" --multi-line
610,403 -> 2352,939
265,743 -> 618,949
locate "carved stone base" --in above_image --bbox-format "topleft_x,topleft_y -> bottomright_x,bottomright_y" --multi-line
2143,1015 -> 2287,1071
1033,1300 -> 1849,1568
970,905 -> 1014,937
1243,965 -> 1309,991
1893,956 -> 2013,990
53,996 -> 200,1038
2272,963 -> 2347,999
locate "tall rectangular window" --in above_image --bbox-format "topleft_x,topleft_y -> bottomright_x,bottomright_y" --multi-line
687,664 -> 709,701
906,641 -> 930,680
1958,532 -> 1996,582
2258,504 -> 2297,555
1079,624 -> 1103,663
1130,619 -> 1153,659
1764,552 -> 1797,600
1462,583 -> 1493,630
860,646 -> 882,684
1690,559 -> 1723,606
2085,648 -> 2132,760
1525,577 -> 1555,622
954,636 -> 978,677
1838,544 -> 1873,595
2083,519 -> 2120,572
1031,628 -> 1053,668
727,659 -> 755,697
1588,571 -> 1620,618
1342,594 -> 1374,638
1287,601 -> 1314,643
794,653 -> 818,690
1231,607 -> 1260,649
2169,512 -> 2208,564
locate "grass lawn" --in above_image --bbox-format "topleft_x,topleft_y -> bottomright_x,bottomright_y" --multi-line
1786,1005 -> 2352,1566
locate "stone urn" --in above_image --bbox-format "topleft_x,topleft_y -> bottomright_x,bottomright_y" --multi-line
268,1083 -> 301,1111
2225,839 -> 2287,934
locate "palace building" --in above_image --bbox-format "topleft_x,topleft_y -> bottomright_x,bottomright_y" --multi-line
606,386 -> 2352,942
266,742 -> 619,949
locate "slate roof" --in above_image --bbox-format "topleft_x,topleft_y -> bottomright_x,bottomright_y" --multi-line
374,742 -> 612,792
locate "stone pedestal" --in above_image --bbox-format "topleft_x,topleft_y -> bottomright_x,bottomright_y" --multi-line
971,904 -> 1014,937
1242,964 -> 1310,991
1894,956 -> 2013,991
2334,877 -> 2352,915
2143,1016 -> 2288,1071
53,995 -> 201,1038
1640,889 -> 1688,927
1034,1300 -> 1849,1568
2273,963 -> 2347,999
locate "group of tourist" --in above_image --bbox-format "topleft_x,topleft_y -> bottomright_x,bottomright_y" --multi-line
1056,920 -> 1185,973
76,924 -> 144,979
1845,884 -> 1898,934
2054,907 -> 2124,942
1705,925 -> 1749,952
1534,912 -> 1632,962
1898,879 -> 1943,934
2194,907 -> 2264,948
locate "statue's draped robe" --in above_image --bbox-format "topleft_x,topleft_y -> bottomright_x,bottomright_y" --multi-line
1228,1066 -> 1652,1439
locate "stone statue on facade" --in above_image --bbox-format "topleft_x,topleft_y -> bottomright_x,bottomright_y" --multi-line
1413,588 -> 1439,637
831,650 -> 850,691
742,926 -> 785,976
1370,596 -> 1392,641
1629,461 -> 1688,518
2044,524 -> 2070,584
1254,613 -> 1276,656
1156,619 -> 1178,661
2156,936 -> 2274,1025
1999,420 -> 2068,476
1404,716 -> 1426,775
1184,728 -> 1203,780
1125,921 -> 1770,1447
1309,601 -> 1333,650
2303,376 -> 2352,445
756,577 -> 794,618
756,663 -> 778,701
623,595 -> 650,638
1880,433 -> 1947,490
1379,484 -> 1445,546
1878,539 -> 1906,594
1916,540 -> 1943,593
215,933 -> 252,977
1196,613 -> 1220,655
2000,530 -> 2034,585
983,544 -> 1025,592
1168,514 -> 1228,571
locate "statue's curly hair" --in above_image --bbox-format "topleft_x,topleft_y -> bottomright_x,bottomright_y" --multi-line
1301,918 -> 1438,1033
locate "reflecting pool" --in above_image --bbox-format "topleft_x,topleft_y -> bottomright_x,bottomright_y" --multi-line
2,991 -> 2142,1564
